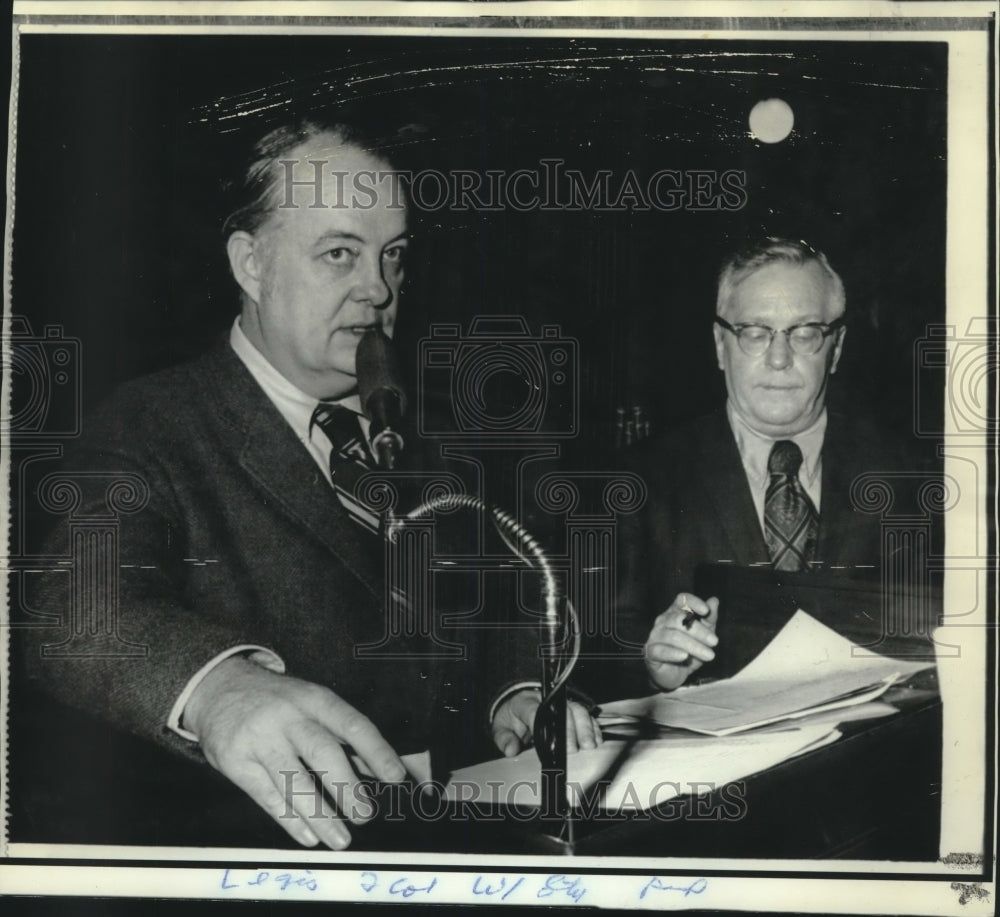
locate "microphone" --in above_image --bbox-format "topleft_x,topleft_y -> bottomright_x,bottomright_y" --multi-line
357,327 -> 407,470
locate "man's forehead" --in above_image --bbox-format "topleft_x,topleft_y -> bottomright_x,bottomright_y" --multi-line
279,134 -> 404,212
729,261 -> 836,320
266,196 -> 409,243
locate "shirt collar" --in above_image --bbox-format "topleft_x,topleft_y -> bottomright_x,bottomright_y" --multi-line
229,318 -> 362,442
727,401 -> 827,487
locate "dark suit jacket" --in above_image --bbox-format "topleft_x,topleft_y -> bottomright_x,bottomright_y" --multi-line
576,408 -> 929,699
21,341 -> 533,772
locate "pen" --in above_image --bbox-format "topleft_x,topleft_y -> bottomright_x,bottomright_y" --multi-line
680,593 -> 708,630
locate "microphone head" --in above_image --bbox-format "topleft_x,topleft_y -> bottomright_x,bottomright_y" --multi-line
357,327 -> 408,417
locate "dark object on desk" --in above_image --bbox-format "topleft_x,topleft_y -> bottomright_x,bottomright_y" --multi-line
576,565 -> 943,858
569,679 -> 941,859
693,562 -> 941,679
11,565 -> 942,858
446,565 -> 943,859
435,678 -> 940,859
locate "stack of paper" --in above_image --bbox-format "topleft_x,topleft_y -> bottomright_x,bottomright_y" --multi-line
445,724 -> 840,812
443,610 -> 936,813
599,609 -> 935,735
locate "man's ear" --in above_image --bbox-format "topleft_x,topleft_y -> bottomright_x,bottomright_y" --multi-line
829,325 -> 847,375
226,231 -> 264,304
713,322 -> 726,371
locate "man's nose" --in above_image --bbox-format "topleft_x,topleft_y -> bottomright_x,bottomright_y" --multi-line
352,255 -> 393,309
764,331 -> 793,369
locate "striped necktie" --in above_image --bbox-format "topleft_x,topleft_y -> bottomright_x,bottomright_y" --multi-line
764,440 -> 818,572
310,403 -> 380,533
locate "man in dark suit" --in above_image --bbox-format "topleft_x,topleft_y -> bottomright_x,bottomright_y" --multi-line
22,116 -> 599,849
625,238 -> 910,693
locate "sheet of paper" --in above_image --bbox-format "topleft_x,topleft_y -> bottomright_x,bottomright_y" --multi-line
752,700 -> 898,731
601,699 -> 898,737
444,724 -> 838,812
600,610 -> 935,735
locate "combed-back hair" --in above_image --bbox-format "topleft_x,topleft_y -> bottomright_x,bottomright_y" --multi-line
221,116 -> 396,238
716,237 -> 846,318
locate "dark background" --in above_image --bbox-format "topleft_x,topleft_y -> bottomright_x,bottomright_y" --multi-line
11,34 -> 946,458
4,29 -> 954,855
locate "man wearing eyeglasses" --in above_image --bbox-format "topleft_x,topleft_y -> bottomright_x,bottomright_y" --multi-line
627,238 -> 901,692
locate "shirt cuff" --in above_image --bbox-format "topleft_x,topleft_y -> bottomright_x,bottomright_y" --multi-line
167,645 -> 285,742
488,681 -> 542,725
488,682 -> 601,727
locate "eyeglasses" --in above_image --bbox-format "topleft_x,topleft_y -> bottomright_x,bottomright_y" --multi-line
714,316 -> 845,357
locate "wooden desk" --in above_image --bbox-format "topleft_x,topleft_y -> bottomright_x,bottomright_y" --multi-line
8,679 -> 941,858
564,680 -> 939,858
9,567 -> 942,858
432,567 -> 943,859
415,675 -> 940,859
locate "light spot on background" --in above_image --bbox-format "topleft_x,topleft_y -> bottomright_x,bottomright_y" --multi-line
749,98 -> 795,143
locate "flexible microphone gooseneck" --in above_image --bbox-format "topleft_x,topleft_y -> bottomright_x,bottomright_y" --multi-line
361,333 -> 577,828
357,328 -> 407,470
391,495 -> 579,827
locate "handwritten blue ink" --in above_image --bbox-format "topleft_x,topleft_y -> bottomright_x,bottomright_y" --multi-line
503,877 -> 525,901
640,877 -> 708,900
275,871 -> 318,892
473,876 -> 525,901
537,874 -> 586,903
389,877 -> 438,898
220,868 -> 319,893
473,876 -> 500,896
360,871 -> 378,893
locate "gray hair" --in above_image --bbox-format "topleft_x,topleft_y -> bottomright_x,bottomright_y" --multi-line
716,238 -> 846,319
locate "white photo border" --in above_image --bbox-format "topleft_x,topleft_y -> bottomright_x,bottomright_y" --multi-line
1,2 -> 995,913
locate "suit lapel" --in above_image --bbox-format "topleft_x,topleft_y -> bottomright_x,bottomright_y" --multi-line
694,411 -> 770,564
205,342 -> 384,600
816,412 -> 854,566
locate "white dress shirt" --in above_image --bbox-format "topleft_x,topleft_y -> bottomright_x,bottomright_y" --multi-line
726,401 -> 826,534
228,317 -> 372,480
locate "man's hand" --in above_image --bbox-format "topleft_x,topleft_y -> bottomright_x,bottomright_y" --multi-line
491,689 -> 603,758
644,593 -> 720,691
183,655 -> 407,849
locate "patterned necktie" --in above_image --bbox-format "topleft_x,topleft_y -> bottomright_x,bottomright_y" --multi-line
310,403 -> 380,533
764,440 -> 819,572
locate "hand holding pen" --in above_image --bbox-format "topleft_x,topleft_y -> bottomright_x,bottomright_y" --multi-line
643,592 -> 720,692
